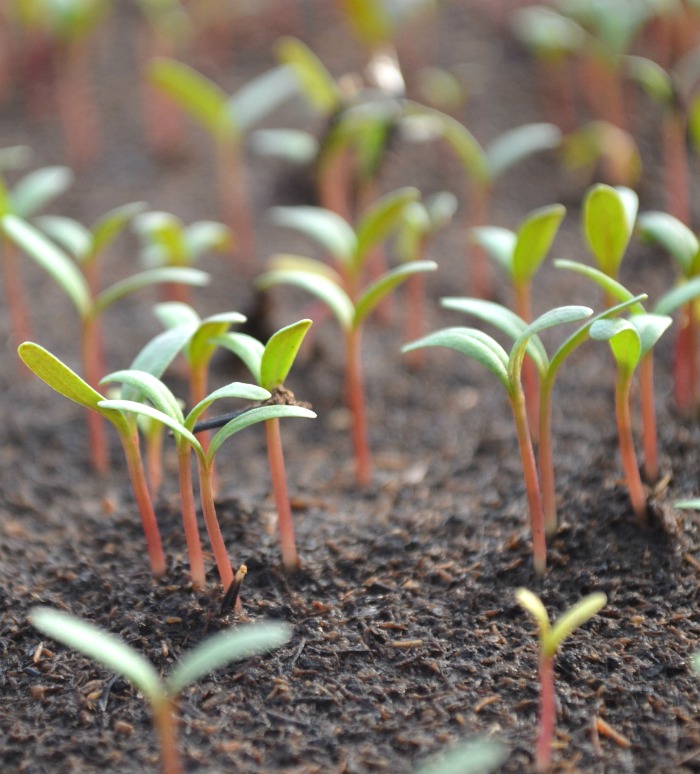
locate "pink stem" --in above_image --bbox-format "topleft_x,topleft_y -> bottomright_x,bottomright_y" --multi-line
536,654 -> 555,772
177,443 -> 205,589
538,377 -> 557,537
265,417 -> 299,573
466,183 -> 491,298
615,372 -> 647,524
217,138 -> 255,271
153,696 -> 182,774
639,352 -> 659,482
662,111 -> 690,225
196,457 -> 234,591
347,325 -> 371,486
2,234 -> 33,353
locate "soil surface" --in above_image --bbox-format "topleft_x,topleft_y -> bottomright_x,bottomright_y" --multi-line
1,3 -> 700,773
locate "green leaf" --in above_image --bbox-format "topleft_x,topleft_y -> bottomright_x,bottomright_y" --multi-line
485,123 -> 561,181
629,313 -> 672,357
2,215 -> 91,317
154,301 -> 201,329
227,65 -> 299,135
511,5 -> 586,56
275,37 -> 341,115
100,369 -> 183,421
425,191 -> 459,232
251,129 -> 319,164
17,342 -> 112,415
654,276 -> 700,316
340,0 -> 393,47
184,221 -> 232,258
207,404 -> 316,462
213,332 -> 265,384
515,588 -> 550,638
29,607 -> 164,704
675,499 -> 700,510
257,268 -> 355,331
267,253 -> 345,282
149,57 -> 229,137
589,318 -> 641,374
354,260 -> 437,328
553,259 -> 646,314
470,227 -> 516,276
167,622 -> 292,695
403,327 -> 511,391
98,398 -> 200,450
583,184 -> 638,277
512,203 -> 565,284
269,206 -> 357,266
546,592 -> 607,658
10,166 -> 73,218
187,311 -> 247,367
0,145 -> 32,173
133,211 -> 186,265
396,201 -> 431,262
354,187 -> 421,268
91,201 -> 148,258
414,738 -> 508,774
34,215 -> 92,261
260,319 -> 313,391
94,267 -> 210,314
637,211 -> 700,278
184,382 -> 271,431
623,55 -> 674,106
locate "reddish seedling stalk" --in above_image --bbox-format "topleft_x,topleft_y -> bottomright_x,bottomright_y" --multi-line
216,138 -> 255,270
639,352 -> 660,481
176,442 -> 205,589
1,234 -> 33,349
614,366 -> 647,523
662,111 -> 690,225
265,417 -> 298,571
346,324 -> 371,486
196,456 -> 234,592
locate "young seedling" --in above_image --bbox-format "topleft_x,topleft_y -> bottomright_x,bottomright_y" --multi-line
470,202 -> 566,435
589,315 -> 672,522
402,104 -> 561,297
98,371 -> 315,594
2,214 -> 209,474
443,294 -> 646,535
0,156 -> 73,348
515,588 -> 607,773
29,606 -> 291,774
259,248 -> 436,487
148,57 -> 299,267
133,210 -> 232,303
17,342 -> 167,577
637,210 -> 700,413
212,319 -> 312,573
404,304 -> 594,574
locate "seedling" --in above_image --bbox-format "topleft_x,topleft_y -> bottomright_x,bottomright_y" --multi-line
98,370 -> 315,594
515,588 -> 607,773
470,202 -> 566,434
149,57 -> 299,266
404,304 -> 594,574
29,606 -> 291,774
259,247 -> 436,487
2,214 -> 209,473
0,156 -> 73,348
413,737 -> 507,774
590,315 -> 672,522
213,319 -> 313,573
134,211 -> 232,303
402,104 -> 561,297
17,342 -> 167,577
443,294 -> 646,534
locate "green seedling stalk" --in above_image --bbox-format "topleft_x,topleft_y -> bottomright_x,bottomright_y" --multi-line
516,589 -> 607,773
29,608 -> 291,774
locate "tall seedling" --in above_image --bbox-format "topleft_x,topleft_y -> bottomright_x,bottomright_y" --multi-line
213,319 -> 313,573
2,214 -> 209,473
149,58 -> 299,267
404,304 -> 594,574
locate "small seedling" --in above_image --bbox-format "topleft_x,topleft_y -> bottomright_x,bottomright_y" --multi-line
589,315 -> 672,522
2,214 -> 209,473
149,57 -> 299,266
98,370 -> 315,595
213,319 -> 313,573
559,120 -> 641,187
259,249 -> 436,487
404,304 -> 594,574
516,589 -> 607,773
29,606 -> 291,774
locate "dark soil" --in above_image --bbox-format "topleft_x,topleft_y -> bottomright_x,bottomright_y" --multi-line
1,3 -> 699,773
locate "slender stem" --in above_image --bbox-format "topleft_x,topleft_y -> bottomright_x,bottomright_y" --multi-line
196,457 -> 234,591
347,325 -> 371,486
2,233 -> 33,352
687,302 -> 698,411
639,352 -> 659,482
403,269 -> 426,369
265,417 -> 299,573
118,425 -> 166,578
216,137 -> 255,270
515,281 -> 539,441
191,362 -> 218,496
153,695 -> 182,774
615,372 -> 647,523
177,443 -> 205,589
536,654 -> 555,773
536,55 -> 576,133
317,146 -> 353,220
673,309 -> 693,412
538,375 -> 557,537
466,183 -> 491,298
662,111 -> 690,226
146,425 -> 164,498
81,315 -> 108,475
510,385 -> 547,575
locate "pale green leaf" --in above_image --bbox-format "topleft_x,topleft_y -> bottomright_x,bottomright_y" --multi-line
515,588 -> 550,637
266,253 -> 345,283
511,5 -> 586,56
583,184 -> 638,277
100,369 -> 183,421
98,399 -> 200,450
269,206 -> 356,265
546,592 -> 607,658
184,382 -> 271,431
91,201 -> 148,257
512,203 -> 565,284
275,37 -> 341,115
250,129 -> 319,163
168,622 -> 292,695
34,215 -> 92,260
623,55 -> 674,106
2,215 -> 91,317
485,123 -> 561,181
187,311 -> 247,367
414,738 -> 508,774
10,166 -> 73,218
425,191 -> 458,232
228,65 -> 299,134
637,211 -> 700,277
94,267 -> 210,314
213,332 -> 265,384
29,607 -> 163,703
589,318 -> 641,373
629,313 -> 672,357
184,221 -> 232,258
354,186 -> 421,268
154,301 -> 201,329
675,499 -> 700,510
470,226 -> 516,276
260,319 -> 313,390
654,276 -> 700,316
553,259 -> 646,314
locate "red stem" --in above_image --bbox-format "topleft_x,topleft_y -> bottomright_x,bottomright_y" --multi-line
515,281 -> 540,441
536,55 -> 577,133
146,426 -> 164,498
217,138 -> 255,271
2,234 -> 33,353
265,417 -> 299,573
673,309 -> 693,412
538,376 -> 557,537
347,326 -> 371,486
177,443 -> 205,589
317,147 -> 353,220
154,696 -> 182,774
466,183 -> 491,298
615,372 -> 647,523
639,352 -> 659,482
662,111 -> 690,225
536,654 -> 555,773
118,425 -> 166,578
510,385 -> 547,575
196,457 -> 234,592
